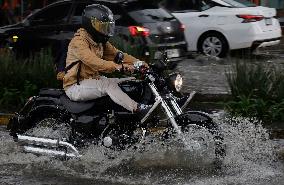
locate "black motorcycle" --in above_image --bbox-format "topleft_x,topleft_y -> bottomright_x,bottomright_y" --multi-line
7,52 -> 225,161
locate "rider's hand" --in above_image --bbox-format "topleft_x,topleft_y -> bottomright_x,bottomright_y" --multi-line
134,60 -> 149,69
123,64 -> 135,73
115,64 -> 123,72
142,61 -> 149,69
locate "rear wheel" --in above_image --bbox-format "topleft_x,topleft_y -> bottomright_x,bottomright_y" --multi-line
25,112 -> 72,141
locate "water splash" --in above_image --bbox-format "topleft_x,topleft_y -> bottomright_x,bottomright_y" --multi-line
0,112 -> 283,185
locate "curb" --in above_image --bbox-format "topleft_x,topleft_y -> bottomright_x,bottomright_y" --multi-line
193,93 -> 232,102
0,113 -> 14,126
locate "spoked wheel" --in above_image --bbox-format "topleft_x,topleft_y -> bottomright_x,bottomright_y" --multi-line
100,123 -> 139,151
182,124 -> 216,154
166,112 -> 225,164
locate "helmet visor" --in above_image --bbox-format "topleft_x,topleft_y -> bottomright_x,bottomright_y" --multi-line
91,17 -> 115,37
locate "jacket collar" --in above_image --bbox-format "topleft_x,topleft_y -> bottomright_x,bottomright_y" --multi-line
75,28 -> 101,48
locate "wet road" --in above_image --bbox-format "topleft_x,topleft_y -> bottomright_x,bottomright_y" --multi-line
176,52 -> 284,96
0,113 -> 284,185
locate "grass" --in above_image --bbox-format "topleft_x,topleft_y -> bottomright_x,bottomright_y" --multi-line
0,48 -> 60,112
226,59 -> 284,122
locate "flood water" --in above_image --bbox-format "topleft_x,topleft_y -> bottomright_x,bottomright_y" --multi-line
0,112 -> 283,185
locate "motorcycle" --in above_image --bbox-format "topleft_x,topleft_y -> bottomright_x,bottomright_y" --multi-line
7,51 -> 225,161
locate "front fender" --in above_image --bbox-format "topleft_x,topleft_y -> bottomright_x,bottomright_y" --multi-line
175,111 -> 219,132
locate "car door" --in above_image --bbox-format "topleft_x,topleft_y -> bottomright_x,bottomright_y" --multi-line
162,0 -> 216,51
21,2 -> 73,53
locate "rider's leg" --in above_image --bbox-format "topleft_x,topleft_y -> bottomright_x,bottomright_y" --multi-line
102,78 -> 138,112
65,79 -> 102,101
103,78 -> 152,113
65,78 -> 138,112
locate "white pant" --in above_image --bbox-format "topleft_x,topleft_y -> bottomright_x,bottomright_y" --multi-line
65,77 -> 138,112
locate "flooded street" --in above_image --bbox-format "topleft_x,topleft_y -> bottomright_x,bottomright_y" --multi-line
0,113 -> 283,185
1,50 -> 284,184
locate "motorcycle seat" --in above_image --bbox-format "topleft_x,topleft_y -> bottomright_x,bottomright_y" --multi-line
60,94 -> 110,114
60,94 -> 96,114
39,88 -> 65,97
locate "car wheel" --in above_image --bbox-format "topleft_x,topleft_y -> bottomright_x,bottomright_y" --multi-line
198,33 -> 228,58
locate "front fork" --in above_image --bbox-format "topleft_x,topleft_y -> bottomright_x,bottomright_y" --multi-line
140,82 -> 201,151
141,82 -> 194,135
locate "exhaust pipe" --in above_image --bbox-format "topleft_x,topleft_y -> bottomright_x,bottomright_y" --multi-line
17,135 -> 81,158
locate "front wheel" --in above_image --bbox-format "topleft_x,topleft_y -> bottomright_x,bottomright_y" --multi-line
172,111 -> 225,161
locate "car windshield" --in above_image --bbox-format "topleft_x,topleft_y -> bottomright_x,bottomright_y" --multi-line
220,0 -> 256,7
128,8 -> 174,23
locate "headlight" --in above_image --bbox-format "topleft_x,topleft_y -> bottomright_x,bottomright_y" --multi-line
174,73 -> 183,92
168,73 -> 183,92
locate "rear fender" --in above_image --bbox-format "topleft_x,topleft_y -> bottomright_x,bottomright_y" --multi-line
8,95 -> 66,135
9,104 -> 67,134
18,96 -> 61,116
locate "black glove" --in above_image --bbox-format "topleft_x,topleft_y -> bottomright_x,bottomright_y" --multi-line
114,51 -> 124,64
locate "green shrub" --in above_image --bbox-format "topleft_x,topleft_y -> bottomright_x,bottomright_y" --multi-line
0,49 -> 60,112
226,60 -> 284,122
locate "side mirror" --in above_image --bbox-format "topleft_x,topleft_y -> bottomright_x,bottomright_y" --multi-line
153,50 -> 167,70
114,51 -> 124,64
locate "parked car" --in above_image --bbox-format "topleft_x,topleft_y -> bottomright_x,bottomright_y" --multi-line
160,0 -> 282,57
0,0 -> 187,65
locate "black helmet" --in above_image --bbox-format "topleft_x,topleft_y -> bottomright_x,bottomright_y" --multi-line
82,4 -> 115,43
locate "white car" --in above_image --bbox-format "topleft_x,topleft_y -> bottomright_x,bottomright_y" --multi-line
160,0 -> 282,57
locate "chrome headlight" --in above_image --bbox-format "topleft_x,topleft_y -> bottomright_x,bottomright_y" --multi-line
174,73 -> 183,92
169,73 -> 183,92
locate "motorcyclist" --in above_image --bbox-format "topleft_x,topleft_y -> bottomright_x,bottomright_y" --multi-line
62,4 -> 151,113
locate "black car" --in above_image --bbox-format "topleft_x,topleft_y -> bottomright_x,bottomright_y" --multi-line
0,0 -> 187,64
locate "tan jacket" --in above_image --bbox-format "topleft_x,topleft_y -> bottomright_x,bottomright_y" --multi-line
63,28 -> 138,89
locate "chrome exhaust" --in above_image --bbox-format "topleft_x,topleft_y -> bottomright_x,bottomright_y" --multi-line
17,135 -> 81,158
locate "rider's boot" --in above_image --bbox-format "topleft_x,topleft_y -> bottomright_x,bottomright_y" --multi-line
136,103 -> 152,117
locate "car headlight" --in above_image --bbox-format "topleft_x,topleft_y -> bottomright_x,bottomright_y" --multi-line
168,73 -> 183,92
12,35 -> 18,43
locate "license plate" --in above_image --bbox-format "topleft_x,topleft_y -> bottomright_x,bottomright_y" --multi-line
265,18 -> 272,25
165,49 -> 180,58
